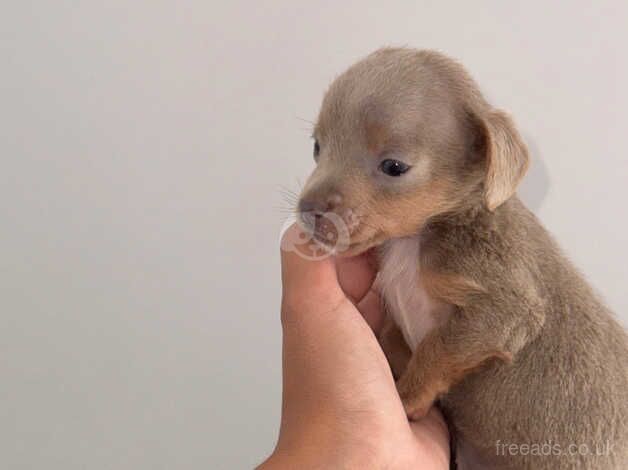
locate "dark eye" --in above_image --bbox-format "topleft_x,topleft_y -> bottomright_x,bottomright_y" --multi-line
379,159 -> 410,177
313,140 -> 320,161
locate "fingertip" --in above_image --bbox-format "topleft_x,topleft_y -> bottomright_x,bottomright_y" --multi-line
409,407 -> 450,467
280,223 -> 341,302
336,253 -> 377,303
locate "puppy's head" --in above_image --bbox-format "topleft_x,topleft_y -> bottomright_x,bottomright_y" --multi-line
298,48 -> 529,256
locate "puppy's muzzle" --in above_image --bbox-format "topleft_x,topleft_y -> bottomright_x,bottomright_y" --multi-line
298,193 -> 345,247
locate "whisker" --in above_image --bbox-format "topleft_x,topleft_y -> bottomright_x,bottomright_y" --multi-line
280,201 -> 298,212
278,189 -> 299,204
279,196 -> 298,205
274,207 -> 299,214
295,116 -> 315,126
295,177 -> 304,192
278,184 -> 298,195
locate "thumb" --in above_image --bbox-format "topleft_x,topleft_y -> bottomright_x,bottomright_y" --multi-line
280,224 -> 344,310
409,407 -> 451,468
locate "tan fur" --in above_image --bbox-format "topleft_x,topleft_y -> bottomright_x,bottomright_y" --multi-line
299,47 -> 628,469
378,315 -> 411,380
482,110 -> 530,211
422,270 -> 487,307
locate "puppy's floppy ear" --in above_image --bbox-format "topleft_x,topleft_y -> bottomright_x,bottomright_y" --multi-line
477,109 -> 529,211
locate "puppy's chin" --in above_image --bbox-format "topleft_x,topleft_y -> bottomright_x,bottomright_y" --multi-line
338,224 -> 423,257
336,234 -> 385,258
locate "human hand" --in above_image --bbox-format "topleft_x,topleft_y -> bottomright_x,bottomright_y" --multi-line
259,224 -> 450,469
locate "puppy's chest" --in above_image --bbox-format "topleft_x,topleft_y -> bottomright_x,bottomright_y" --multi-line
378,237 -> 453,350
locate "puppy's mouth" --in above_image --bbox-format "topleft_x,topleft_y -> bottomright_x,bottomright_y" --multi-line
299,210 -> 350,249
298,209 -> 384,256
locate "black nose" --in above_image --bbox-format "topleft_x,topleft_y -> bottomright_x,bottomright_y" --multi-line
298,198 -> 323,215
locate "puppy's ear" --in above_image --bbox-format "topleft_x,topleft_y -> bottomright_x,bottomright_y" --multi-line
478,109 -> 529,211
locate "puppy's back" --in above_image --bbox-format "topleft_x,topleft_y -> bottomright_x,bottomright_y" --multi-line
437,197 -> 628,469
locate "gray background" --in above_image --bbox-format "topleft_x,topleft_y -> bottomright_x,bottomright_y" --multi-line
1,1 -> 627,469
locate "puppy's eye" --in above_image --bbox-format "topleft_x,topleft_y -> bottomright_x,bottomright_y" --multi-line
379,159 -> 410,177
313,140 -> 320,161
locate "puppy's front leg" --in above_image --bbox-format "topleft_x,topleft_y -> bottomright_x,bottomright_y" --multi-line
379,315 -> 412,380
396,305 -> 540,420
396,331 -> 509,420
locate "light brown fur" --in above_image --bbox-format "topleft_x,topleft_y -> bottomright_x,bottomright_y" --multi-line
298,47 -> 628,469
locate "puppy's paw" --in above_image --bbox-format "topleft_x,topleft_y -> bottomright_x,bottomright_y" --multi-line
396,376 -> 435,421
402,393 -> 433,421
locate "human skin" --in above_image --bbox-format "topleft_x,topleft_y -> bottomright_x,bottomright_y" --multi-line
258,224 -> 450,469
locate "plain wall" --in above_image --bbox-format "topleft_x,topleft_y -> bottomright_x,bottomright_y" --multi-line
1,1 -> 627,468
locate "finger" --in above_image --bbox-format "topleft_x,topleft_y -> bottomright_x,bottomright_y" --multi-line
409,407 -> 451,468
336,251 -> 377,303
280,223 -> 344,308
357,289 -> 385,334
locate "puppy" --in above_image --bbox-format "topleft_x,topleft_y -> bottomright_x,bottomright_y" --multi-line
297,48 -> 628,469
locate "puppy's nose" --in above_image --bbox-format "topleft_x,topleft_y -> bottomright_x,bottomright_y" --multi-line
298,193 -> 342,215
297,198 -> 319,215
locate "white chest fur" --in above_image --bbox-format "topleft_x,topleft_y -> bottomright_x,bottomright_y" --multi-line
378,236 -> 453,351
